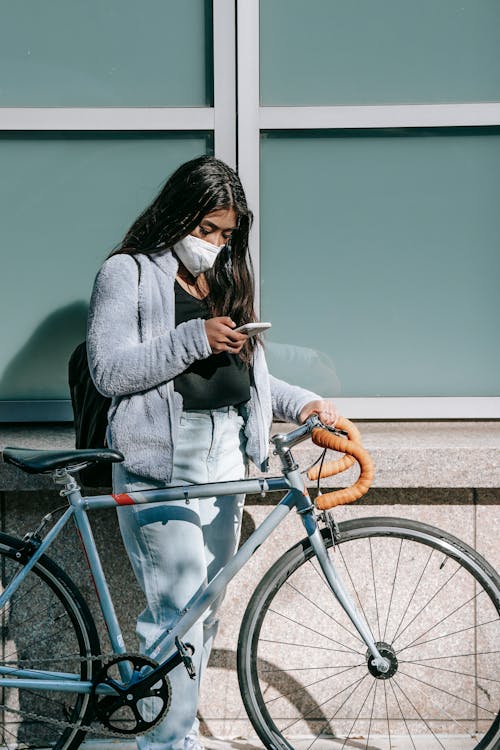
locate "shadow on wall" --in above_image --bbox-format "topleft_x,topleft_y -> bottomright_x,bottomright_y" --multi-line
266,341 -> 341,397
0,301 -> 88,400
0,308 -> 342,402
201,648 -> 344,743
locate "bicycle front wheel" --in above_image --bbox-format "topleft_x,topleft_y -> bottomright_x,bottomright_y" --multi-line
238,517 -> 500,750
0,532 -> 101,749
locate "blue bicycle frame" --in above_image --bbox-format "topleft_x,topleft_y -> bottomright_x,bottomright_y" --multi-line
0,424 -> 390,697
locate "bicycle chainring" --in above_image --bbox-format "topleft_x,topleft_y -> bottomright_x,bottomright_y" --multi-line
92,653 -> 171,736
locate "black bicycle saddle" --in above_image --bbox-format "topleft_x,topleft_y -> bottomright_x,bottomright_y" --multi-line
2,447 -> 124,474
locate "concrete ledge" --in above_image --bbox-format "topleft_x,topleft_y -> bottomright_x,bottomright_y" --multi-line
259,420 -> 500,489
0,421 -> 499,490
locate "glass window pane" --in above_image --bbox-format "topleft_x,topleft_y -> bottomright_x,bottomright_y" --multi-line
260,128 -> 500,397
260,0 -> 500,105
0,0 -> 212,106
0,132 -> 212,401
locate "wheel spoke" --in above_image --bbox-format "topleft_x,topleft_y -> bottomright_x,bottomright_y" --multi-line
0,716 -> 21,743
20,687 -> 77,710
339,678 -> 375,750
389,679 -> 417,750
302,674 -> 369,750
365,678 -> 378,750
1,621 -> 79,664
268,607 -> 364,655
398,668 -> 496,716
280,673 -> 367,735
396,588 -> 487,652
287,574 -> 364,647
383,681 -> 392,750
259,662 -> 365,673
3,589 -> 55,630
393,677 -> 448,749
262,664 -> 364,707
393,559 -> 462,645
401,648 -> 499,661
334,544 -> 377,644
390,546 -> 434,643
383,537 -> 403,643
398,618 -> 499,654
369,537 -> 382,642
400,659 -> 499,683
258,637 -> 361,654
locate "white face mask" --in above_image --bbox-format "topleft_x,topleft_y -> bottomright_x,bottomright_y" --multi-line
173,233 -> 223,277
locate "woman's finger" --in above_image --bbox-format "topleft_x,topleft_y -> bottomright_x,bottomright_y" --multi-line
227,330 -> 248,343
318,409 -> 338,426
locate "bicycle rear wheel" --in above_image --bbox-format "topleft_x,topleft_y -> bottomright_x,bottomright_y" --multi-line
0,532 -> 101,749
238,517 -> 500,750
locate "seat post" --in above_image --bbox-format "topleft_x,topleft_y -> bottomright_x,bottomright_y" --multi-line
52,467 -> 84,499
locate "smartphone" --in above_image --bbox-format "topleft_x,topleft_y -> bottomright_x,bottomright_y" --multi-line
234,322 -> 272,337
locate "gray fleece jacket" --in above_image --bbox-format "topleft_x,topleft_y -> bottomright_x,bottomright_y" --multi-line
87,249 -> 320,481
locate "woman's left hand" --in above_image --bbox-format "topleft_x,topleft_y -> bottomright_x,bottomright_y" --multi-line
298,400 -> 339,426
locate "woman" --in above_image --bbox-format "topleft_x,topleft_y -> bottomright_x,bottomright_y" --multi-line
87,155 -> 337,750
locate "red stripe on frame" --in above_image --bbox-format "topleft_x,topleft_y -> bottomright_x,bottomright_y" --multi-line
112,493 -> 135,505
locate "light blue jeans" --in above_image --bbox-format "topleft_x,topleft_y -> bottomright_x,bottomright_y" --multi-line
113,406 -> 247,750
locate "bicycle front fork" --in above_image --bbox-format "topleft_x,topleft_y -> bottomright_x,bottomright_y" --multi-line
293,480 -> 390,674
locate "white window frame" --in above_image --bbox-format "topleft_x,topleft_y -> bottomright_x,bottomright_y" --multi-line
1,0 -> 499,420
237,0 -> 500,419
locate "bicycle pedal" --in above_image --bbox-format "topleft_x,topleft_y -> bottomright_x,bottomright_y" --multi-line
175,637 -> 196,679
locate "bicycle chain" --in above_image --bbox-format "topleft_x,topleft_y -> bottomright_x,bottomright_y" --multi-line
0,651 -> 158,738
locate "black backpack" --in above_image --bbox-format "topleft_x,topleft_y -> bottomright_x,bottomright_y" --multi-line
68,342 -> 112,488
70,257 -> 139,488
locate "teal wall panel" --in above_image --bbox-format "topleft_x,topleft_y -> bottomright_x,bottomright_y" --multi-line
0,133 -> 212,401
0,0 -> 212,106
260,129 -> 500,397
260,0 -> 500,105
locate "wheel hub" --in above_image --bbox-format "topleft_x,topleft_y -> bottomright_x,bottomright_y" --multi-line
366,642 -> 398,679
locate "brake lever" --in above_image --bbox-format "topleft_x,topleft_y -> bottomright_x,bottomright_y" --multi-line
309,415 -> 348,439
325,426 -> 349,439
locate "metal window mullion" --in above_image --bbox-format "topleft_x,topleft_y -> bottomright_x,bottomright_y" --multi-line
236,0 -> 260,313
213,0 -> 237,167
0,107 -> 214,130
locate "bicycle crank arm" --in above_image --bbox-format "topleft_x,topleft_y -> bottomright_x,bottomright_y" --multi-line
134,638 -> 196,694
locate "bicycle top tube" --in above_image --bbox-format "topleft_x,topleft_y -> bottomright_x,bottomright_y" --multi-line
4,415 -> 349,511
74,416 -> 340,509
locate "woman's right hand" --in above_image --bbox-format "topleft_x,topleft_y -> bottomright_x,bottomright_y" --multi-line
205,317 -> 248,354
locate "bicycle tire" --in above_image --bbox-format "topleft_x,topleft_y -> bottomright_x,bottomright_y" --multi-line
237,516 -> 500,750
0,531 -> 101,749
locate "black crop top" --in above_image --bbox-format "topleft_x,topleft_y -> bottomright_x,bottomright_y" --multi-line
173,281 -> 251,410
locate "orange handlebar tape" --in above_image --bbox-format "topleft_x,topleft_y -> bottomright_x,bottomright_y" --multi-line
307,417 -> 374,510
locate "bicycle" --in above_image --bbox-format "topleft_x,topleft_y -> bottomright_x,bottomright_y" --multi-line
1,415 -> 498,749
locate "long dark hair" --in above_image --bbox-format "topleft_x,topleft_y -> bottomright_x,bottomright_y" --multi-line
110,155 -> 257,359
